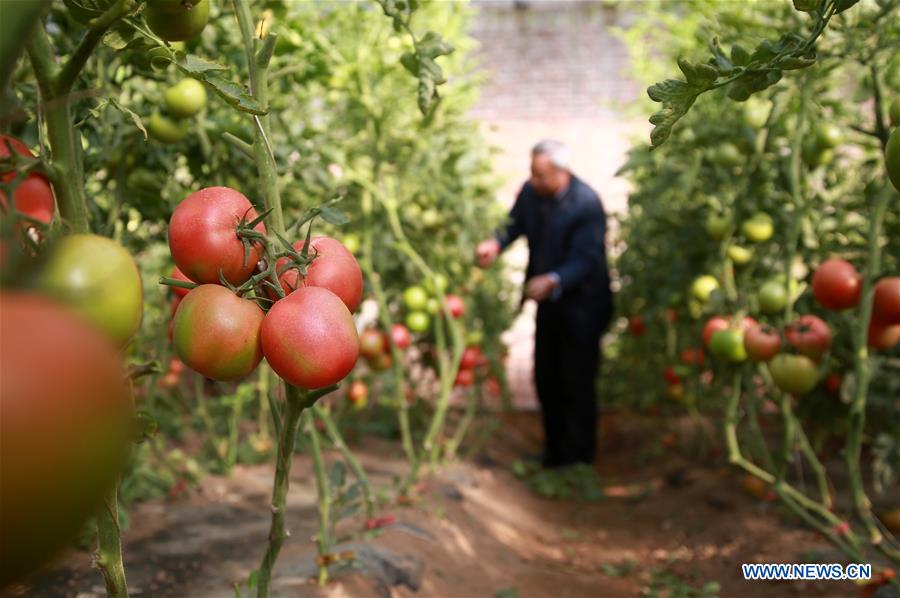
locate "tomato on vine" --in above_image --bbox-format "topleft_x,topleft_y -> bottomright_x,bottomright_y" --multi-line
0,135 -> 55,226
165,79 -> 207,118
405,311 -> 430,333
768,354 -> 819,396
37,234 -> 143,347
872,277 -> 900,325
744,323 -> 782,362
168,186 -> 266,285
741,212 -> 774,243
785,315 -> 831,360
172,285 -> 264,381
274,237 -> 363,312
812,259 -> 861,311
145,0 -> 210,42
261,287 -> 359,390
0,293 -> 132,587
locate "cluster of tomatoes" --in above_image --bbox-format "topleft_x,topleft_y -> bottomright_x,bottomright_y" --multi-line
1,138 -> 141,584
165,186 -> 362,391
400,278 -> 465,334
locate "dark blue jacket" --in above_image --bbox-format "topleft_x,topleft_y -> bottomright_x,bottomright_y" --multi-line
497,175 -> 614,343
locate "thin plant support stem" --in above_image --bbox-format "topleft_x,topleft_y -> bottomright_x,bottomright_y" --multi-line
305,409 -> 332,587
313,404 -> 375,519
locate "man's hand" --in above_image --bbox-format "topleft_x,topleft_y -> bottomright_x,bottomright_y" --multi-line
475,238 -> 500,268
525,274 -> 560,302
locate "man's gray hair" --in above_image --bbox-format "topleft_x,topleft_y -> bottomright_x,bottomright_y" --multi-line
532,139 -> 572,170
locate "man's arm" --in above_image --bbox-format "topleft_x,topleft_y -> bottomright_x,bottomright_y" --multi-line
553,200 -> 607,292
476,187 -> 527,268
495,187 -> 526,251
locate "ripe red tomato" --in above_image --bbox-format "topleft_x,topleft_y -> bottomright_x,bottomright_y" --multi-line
663,366 -> 681,386
679,347 -> 705,367
868,320 -> 900,351
168,187 -> 266,285
454,368 -> 474,387
0,135 -> 55,226
824,373 -> 842,396
485,376 -> 501,396
812,259 -> 861,310
170,265 -> 193,299
460,346 -> 481,370
872,277 -> 900,326
1,293 -> 132,586
172,285 -> 264,381
274,237 -> 363,311
767,354 -> 819,396
785,315 -> 832,360
359,328 -> 387,360
347,380 -> 369,403
702,316 -> 730,348
261,287 -> 359,389
629,315 -> 646,337
743,323 -> 782,362
389,323 -> 412,350
445,294 -> 465,319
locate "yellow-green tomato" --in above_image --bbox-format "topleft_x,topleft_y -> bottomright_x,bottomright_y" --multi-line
741,212 -> 774,243
767,354 -> 819,396
164,78 -> 207,118
691,275 -> 720,303
727,245 -> 753,266
405,310 -> 430,333
148,111 -> 188,144
890,97 -> 900,128
37,234 -> 143,346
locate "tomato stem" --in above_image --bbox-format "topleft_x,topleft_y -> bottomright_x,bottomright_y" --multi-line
313,405 -> 375,520
94,483 -> 129,598
304,408 -> 331,586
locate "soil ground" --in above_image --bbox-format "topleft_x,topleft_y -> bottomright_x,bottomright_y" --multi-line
13,410 -> 883,598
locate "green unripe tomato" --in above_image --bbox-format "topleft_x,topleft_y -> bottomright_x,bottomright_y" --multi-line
705,212 -> 732,242
164,79 -> 207,118
148,111 -> 188,143
741,212 -> 774,243
405,311 -> 430,333
767,354 -> 819,396
465,329 -> 484,346
886,127 -> 900,193
758,280 -> 788,315
691,275 -> 720,303
727,245 -> 753,266
37,234 -> 143,346
743,97 -> 771,129
815,123 -> 843,149
710,142 -> 742,168
146,0 -> 209,42
710,329 -> 748,363
425,273 -> 449,295
890,97 -> 900,128
403,286 -> 429,311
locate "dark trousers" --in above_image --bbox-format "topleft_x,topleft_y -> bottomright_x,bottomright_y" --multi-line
534,301 -> 600,467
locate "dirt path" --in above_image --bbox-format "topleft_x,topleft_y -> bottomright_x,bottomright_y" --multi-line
17,412 -> 863,598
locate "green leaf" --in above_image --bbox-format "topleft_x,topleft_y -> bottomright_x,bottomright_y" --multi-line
647,79 -> 702,149
730,44 -> 751,67
834,0 -> 860,13
319,205 -> 349,225
417,75 -> 436,115
417,31 -> 454,59
792,0 -> 821,11
177,54 -> 229,75
418,56 -> 446,85
108,98 -> 148,139
102,25 -> 136,51
708,38 -> 735,73
328,460 -> 347,491
400,51 -> 419,76
202,75 -> 266,115
677,58 -> 718,86
63,0 -> 117,25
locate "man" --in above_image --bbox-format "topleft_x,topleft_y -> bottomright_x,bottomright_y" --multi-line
476,140 -> 613,467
